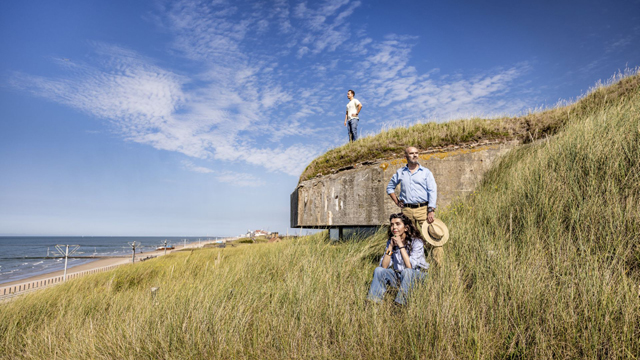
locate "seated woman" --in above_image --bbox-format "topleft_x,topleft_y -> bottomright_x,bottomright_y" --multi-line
366,213 -> 428,305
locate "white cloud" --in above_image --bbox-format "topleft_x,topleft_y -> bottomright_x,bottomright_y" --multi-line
297,46 -> 310,58
256,19 -> 269,33
216,171 -> 266,187
606,35 -> 633,53
10,0 -> 535,179
12,44 -> 188,139
182,160 -> 266,187
293,2 -> 308,18
182,160 -> 214,173
290,0 -> 361,56
357,36 -> 531,121
272,0 -> 293,34
241,145 -> 319,175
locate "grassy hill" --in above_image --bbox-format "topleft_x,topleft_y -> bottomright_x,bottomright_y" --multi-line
1,72 -> 639,359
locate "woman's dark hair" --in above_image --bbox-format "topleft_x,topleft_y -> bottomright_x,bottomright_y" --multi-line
387,213 -> 424,252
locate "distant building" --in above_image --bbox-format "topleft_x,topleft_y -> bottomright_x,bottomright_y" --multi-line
254,230 -> 268,237
243,229 -> 271,238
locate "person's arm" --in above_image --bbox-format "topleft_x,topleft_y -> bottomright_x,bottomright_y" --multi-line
387,172 -> 404,208
381,242 -> 393,269
388,193 -> 404,208
426,170 -> 437,223
356,103 -> 362,117
379,240 -> 393,268
427,209 -> 435,224
408,239 -> 426,269
344,110 -> 348,126
394,236 -> 412,269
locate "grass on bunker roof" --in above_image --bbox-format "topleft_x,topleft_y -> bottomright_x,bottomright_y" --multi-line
299,72 -> 640,182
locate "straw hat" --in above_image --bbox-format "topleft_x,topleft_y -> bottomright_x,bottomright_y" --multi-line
422,219 -> 449,246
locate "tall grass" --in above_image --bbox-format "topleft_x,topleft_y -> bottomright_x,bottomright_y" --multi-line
1,74 -> 639,359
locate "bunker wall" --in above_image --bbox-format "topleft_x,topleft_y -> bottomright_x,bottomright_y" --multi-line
291,142 -> 517,228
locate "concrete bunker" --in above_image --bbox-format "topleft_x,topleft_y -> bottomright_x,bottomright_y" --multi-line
291,141 -> 518,239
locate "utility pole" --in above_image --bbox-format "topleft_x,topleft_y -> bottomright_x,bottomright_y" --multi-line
64,245 -> 69,278
54,244 -> 79,282
128,241 -> 139,263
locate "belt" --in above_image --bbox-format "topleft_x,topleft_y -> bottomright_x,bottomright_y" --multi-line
404,201 -> 428,208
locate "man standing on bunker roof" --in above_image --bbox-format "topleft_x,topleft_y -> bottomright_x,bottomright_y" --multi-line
387,146 -> 444,266
344,89 -> 362,142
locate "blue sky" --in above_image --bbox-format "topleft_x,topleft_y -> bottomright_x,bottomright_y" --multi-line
1,0 -> 639,236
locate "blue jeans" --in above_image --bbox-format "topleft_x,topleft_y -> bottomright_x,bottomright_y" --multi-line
347,118 -> 359,141
366,267 -> 426,305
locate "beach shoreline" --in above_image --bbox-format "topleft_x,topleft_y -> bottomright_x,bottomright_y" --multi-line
0,238 -> 231,290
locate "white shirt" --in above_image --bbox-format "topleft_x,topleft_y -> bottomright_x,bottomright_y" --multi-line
346,98 -> 361,119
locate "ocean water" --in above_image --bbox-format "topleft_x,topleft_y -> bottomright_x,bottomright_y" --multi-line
0,236 -> 220,285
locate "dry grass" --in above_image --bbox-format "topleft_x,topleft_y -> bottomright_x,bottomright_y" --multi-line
300,71 -> 640,182
1,72 -> 639,359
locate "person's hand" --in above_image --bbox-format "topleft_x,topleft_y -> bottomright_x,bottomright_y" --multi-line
386,242 -> 394,253
344,121 -> 347,126
427,211 -> 435,224
396,200 -> 405,209
392,235 -> 405,247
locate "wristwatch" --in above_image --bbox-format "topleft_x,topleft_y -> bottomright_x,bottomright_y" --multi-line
427,207 -> 435,213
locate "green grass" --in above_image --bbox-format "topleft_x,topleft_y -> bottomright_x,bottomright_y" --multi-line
300,71 -> 640,182
1,73 -> 639,359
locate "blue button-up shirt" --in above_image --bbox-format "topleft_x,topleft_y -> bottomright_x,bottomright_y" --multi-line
379,238 -> 429,271
386,165 -> 437,207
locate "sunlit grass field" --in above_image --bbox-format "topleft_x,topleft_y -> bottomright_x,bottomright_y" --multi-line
1,73 -> 639,359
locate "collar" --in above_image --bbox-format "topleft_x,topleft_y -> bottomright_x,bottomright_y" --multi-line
403,164 -> 422,172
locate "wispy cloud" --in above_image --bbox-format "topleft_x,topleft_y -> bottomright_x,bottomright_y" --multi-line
357,36 -> 531,121
216,171 -> 266,187
10,0 -> 535,178
181,160 -> 214,173
606,35 -> 633,53
12,44 -> 186,131
292,0 -> 361,55
182,160 -> 265,187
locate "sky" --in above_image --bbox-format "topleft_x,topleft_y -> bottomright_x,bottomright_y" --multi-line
1,0 -> 639,236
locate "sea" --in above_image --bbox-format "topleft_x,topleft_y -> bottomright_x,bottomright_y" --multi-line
0,236 -> 221,285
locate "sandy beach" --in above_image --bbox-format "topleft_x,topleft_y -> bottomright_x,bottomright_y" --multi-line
0,239 -> 229,290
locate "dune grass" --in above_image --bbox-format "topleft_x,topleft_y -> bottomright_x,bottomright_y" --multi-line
300,72 -> 640,182
1,73 -> 639,359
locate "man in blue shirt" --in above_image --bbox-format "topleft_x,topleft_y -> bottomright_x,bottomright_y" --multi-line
387,146 -> 443,266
